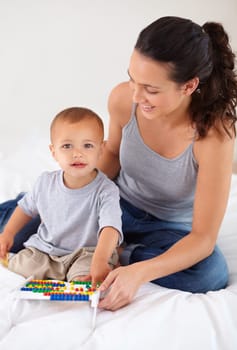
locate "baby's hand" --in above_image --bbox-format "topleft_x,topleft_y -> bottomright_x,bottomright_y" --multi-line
73,275 -> 91,282
90,260 -> 112,288
0,253 -> 9,267
0,233 -> 13,259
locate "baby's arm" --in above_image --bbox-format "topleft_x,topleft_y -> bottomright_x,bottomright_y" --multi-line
0,206 -> 32,258
90,227 -> 120,285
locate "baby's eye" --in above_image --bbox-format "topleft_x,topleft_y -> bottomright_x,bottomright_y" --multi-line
84,143 -> 94,149
62,144 -> 72,149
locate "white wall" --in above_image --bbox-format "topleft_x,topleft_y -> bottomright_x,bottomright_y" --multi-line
0,0 -> 237,159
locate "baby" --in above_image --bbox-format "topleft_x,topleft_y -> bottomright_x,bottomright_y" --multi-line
0,107 -> 123,285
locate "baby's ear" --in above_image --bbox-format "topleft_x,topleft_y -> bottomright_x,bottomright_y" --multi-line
101,140 -> 107,155
99,141 -> 105,153
49,144 -> 56,159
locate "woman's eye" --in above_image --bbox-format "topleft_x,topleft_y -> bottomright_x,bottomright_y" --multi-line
129,79 -> 158,94
145,88 -> 159,94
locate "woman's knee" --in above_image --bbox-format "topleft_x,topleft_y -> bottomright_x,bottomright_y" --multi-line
130,245 -> 229,293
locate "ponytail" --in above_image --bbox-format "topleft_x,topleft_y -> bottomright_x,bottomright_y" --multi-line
190,22 -> 237,138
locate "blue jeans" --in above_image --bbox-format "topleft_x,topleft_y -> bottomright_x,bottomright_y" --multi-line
0,193 -> 41,253
0,194 -> 229,293
120,198 -> 229,293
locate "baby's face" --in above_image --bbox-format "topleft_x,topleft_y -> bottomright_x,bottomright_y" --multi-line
49,118 -> 104,187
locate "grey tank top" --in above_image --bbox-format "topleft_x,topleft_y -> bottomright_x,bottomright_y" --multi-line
115,104 -> 198,224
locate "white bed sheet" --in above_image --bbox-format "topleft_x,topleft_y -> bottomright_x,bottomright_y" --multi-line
0,140 -> 237,350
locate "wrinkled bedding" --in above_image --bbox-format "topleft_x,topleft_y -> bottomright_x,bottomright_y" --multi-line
0,140 -> 236,350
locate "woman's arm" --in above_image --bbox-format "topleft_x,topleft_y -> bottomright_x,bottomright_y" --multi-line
99,128 -> 235,310
98,81 -> 133,179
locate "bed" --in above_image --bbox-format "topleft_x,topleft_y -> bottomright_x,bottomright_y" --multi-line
0,137 -> 237,350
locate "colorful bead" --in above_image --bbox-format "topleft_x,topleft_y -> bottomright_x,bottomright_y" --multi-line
20,279 -> 97,302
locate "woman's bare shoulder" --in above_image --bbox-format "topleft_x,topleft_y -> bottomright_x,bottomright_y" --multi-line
108,81 -> 133,127
194,123 -> 235,169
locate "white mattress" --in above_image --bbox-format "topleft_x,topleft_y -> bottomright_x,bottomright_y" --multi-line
0,139 -> 237,350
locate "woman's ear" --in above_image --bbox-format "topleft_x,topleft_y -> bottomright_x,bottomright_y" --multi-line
182,77 -> 200,96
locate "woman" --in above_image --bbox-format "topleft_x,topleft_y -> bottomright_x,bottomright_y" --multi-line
97,16 -> 237,310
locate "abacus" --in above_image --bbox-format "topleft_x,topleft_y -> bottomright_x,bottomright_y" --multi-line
18,278 -> 101,329
19,279 -> 97,301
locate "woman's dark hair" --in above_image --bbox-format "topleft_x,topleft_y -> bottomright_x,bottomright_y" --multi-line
135,16 -> 237,138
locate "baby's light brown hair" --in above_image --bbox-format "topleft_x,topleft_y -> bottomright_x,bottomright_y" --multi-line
50,107 -> 104,143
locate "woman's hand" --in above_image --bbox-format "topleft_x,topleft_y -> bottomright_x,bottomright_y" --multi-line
98,263 -> 143,311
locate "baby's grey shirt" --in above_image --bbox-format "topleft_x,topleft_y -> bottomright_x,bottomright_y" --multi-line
18,170 -> 123,256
